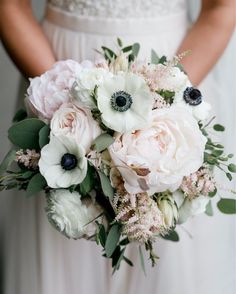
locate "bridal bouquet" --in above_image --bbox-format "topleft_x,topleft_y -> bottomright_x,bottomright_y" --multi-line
1,39 -> 235,272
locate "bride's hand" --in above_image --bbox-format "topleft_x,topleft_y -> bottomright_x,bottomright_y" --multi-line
0,0 -> 56,77
177,0 -> 235,85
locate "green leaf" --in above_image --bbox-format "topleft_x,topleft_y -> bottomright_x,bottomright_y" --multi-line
112,247 -> 125,272
101,46 -> 117,61
228,153 -> 234,159
151,49 -> 160,64
228,163 -> 236,173
213,124 -> 225,132
0,149 -> 16,175
105,224 -> 122,258
159,55 -> 167,64
162,230 -> 179,242
8,118 -> 45,150
121,45 -> 133,53
139,246 -> 146,276
123,256 -> 134,267
12,108 -> 27,123
98,224 -> 107,248
205,200 -> 214,216
80,164 -> 95,195
119,238 -> 130,246
217,198 -> 236,214
208,187 -> 217,198
98,171 -> 114,200
92,133 -> 114,152
117,38 -> 123,47
132,43 -> 140,57
26,173 -> 47,197
226,173 -> 233,181
39,125 -> 50,148
212,149 -> 224,157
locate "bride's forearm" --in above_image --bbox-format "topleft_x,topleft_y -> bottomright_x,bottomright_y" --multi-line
0,0 -> 56,78
177,0 -> 235,85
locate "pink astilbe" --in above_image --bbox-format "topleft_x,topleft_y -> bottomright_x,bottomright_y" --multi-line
113,193 -> 166,243
181,167 -> 216,199
15,149 -> 40,170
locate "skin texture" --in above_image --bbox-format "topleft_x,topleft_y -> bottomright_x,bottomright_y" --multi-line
0,0 -> 235,82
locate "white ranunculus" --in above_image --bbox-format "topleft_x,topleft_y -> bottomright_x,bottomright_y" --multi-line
109,105 -> 207,194
46,189 -> 104,239
39,136 -> 87,188
71,67 -> 111,109
173,191 -> 209,224
97,72 -> 153,132
50,102 -> 101,153
156,194 -> 178,229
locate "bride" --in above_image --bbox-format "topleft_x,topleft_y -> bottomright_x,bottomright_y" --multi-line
0,0 -> 235,293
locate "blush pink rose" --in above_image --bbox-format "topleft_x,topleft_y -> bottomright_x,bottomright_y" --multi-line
25,60 -> 94,122
109,106 -> 207,195
50,102 -> 101,153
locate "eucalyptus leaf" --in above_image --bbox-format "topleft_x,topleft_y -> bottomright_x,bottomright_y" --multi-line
151,49 -> 160,64
213,124 -> 225,132
132,43 -> 140,57
217,198 -> 236,214
121,45 -> 133,53
208,187 -> 217,198
98,171 -> 114,200
39,125 -> 50,148
92,133 -> 114,152
26,173 -> 47,197
0,149 -> 16,175
139,246 -> 146,276
159,55 -> 167,64
228,163 -> 236,173
162,230 -> 179,242
105,224 -> 121,258
205,200 -> 214,216
8,118 -> 45,150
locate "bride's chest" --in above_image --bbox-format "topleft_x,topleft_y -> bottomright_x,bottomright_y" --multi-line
48,0 -> 186,18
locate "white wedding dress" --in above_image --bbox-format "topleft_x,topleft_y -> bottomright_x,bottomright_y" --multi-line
1,1 -> 235,294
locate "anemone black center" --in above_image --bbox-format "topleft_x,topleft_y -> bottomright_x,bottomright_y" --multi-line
189,89 -> 201,100
183,87 -> 202,106
61,153 -> 77,170
111,91 -> 133,112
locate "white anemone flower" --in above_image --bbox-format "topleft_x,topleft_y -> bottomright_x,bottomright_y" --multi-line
46,189 -> 104,239
97,72 -> 153,133
39,135 -> 87,188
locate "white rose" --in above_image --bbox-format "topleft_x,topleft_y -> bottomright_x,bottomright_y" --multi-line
109,106 -> 207,194
46,189 -> 104,239
173,191 -> 209,224
72,67 -> 111,108
50,102 -> 101,153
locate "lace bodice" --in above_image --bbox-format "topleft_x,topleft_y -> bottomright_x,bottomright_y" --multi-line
48,0 -> 186,19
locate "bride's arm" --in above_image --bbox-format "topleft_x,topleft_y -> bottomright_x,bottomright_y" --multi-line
0,0 -> 56,77
177,0 -> 235,85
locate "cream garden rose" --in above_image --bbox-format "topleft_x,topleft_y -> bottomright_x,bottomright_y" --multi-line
50,102 -> 101,153
109,106 -> 207,195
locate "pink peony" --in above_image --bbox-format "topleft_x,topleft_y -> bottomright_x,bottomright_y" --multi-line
25,60 -> 94,122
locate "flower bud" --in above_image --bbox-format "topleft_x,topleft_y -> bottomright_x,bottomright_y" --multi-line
156,193 -> 178,229
110,54 -> 129,73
